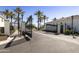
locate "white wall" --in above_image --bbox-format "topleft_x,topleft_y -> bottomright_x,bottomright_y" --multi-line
46,25 -> 57,31
46,15 -> 79,33
4,20 -> 10,35
0,17 -> 4,27
73,16 -> 79,32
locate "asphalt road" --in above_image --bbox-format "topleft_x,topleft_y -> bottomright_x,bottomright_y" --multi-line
1,31 -> 79,53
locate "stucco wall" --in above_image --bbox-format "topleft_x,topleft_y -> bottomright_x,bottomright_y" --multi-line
0,17 -> 4,27
4,20 -> 10,35
46,15 -> 79,33
46,24 -> 57,32
73,16 -> 79,32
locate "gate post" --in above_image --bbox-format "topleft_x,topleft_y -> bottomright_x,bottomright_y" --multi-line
57,24 -> 60,34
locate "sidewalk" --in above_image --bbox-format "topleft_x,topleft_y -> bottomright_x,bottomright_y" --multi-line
0,30 -> 25,49
34,31 -> 79,45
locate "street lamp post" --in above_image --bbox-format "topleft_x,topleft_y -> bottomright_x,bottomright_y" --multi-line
71,16 -> 75,38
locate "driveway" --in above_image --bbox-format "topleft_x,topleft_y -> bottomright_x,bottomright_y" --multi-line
1,31 -> 79,53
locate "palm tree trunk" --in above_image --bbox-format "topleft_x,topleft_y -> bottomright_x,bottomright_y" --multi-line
18,13 -> 20,35
22,15 -> 23,22
10,17 -> 12,34
65,23 -> 66,32
38,21 -> 39,30
38,18 -> 40,30
39,22 -> 41,30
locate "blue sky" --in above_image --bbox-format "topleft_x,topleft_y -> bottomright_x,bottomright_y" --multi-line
0,6 -> 79,26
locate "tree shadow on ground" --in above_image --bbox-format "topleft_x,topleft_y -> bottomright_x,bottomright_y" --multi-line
4,34 -> 31,48
4,36 -> 16,48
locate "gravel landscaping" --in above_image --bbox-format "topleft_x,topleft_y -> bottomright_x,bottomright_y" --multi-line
0,35 -> 8,41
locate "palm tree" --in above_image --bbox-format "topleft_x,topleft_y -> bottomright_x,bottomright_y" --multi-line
9,11 -> 15,24
2,10 -> 15,34
35,10 -> 43,30
9,11 -> 15,34
3,9 -> 10,19
21,11 -> 24,34
21,11 -> 24,22
42,15 -> 48,26
53,18 -> 56,21
14,7 -> 22,34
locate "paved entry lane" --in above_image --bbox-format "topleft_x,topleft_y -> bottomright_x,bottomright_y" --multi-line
1,31 -> 79,53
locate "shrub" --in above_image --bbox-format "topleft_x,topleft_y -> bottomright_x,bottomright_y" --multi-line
74,31 -> 79,36
64,29 -> 72,35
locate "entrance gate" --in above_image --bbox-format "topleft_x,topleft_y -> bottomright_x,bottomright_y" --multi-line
24,15 -> 33,38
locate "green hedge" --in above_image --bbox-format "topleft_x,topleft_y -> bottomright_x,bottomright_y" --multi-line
64,29 -> 72,35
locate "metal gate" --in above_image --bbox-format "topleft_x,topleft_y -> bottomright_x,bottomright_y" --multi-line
24,15 -> 33,38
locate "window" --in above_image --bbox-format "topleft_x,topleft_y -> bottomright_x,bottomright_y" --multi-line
0,27 -> 4,33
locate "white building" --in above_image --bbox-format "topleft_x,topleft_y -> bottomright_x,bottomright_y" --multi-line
45,15 -> 79,34
0,16 -> 10,35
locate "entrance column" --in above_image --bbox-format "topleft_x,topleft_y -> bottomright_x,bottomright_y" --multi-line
57,24 -> 60,34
